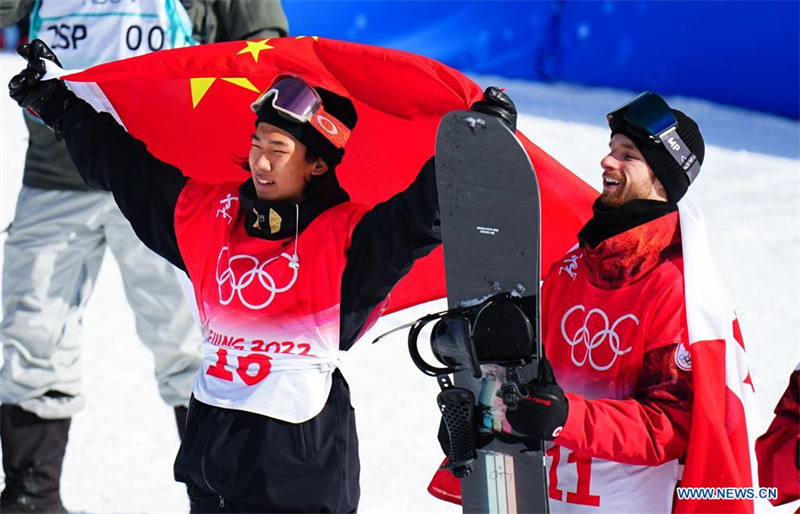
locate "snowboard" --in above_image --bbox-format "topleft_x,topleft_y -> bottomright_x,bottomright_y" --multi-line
434,110 -> 549,514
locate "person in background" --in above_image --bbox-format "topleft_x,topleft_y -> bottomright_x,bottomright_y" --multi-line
0,1 -> 287,512
756,365 -> 800,507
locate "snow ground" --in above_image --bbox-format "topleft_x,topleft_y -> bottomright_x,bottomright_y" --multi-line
1,52 -> 798,513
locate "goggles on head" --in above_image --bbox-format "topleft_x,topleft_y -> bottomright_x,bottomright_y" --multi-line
607,91 -> 700,183
251,74 -> 351,149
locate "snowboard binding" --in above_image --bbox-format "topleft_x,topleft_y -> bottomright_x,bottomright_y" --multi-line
407,292 -> 536,378
404,293 -> 539,477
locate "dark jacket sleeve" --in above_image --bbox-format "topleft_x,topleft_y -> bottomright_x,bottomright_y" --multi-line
339,157 -> 441,350
185,0 -> 288,44
0,0 -> 32,28
60,98 -> 188,271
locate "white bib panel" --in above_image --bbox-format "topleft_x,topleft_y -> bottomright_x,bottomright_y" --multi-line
547,445 -> 679,514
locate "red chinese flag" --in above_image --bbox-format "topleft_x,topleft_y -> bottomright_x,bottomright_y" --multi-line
61,37 -> 596,314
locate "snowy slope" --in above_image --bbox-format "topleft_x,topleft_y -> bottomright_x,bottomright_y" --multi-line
1,53 -> 798,513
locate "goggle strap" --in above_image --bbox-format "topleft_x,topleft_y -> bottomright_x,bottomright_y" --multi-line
658,128 -> 700,183
309,105 -> 351,149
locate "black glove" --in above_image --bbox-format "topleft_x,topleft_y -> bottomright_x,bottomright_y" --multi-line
9,39 -> 76,136
471,86 -> 517,132
504,356 -> 568,440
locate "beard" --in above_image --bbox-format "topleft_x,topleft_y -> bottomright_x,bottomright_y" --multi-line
598,178 -> 653,209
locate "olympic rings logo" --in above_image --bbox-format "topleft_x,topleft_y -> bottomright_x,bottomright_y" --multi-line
215,246 -> 298,310
560,305 -> 638,371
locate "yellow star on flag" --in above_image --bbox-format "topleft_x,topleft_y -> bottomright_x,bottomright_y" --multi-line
190,78 -> 216,108
295,36 -> 319,41
237,39 -> 274,62
220,78 -> 260,93
190,77 -> 261,108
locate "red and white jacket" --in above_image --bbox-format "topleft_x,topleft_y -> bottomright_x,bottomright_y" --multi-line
174,180 -> 368,422
544,210 -> 692,513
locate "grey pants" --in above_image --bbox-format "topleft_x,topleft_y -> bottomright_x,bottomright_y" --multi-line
0,186 -> 202,419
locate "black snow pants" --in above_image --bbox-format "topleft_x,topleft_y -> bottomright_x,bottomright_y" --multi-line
175,370 -> 360,513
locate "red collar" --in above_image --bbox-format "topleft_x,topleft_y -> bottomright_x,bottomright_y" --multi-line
582,211 -> 681,289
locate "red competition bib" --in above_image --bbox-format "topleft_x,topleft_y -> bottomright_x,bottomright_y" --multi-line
175,181 -> 368,422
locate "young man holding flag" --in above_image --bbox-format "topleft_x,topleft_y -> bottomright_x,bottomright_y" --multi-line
7,38 -> 517,512
429,92 -> 757,513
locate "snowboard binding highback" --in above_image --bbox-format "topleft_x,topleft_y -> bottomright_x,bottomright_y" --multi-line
405,292 -> 538,477
407,293 -> 536,377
